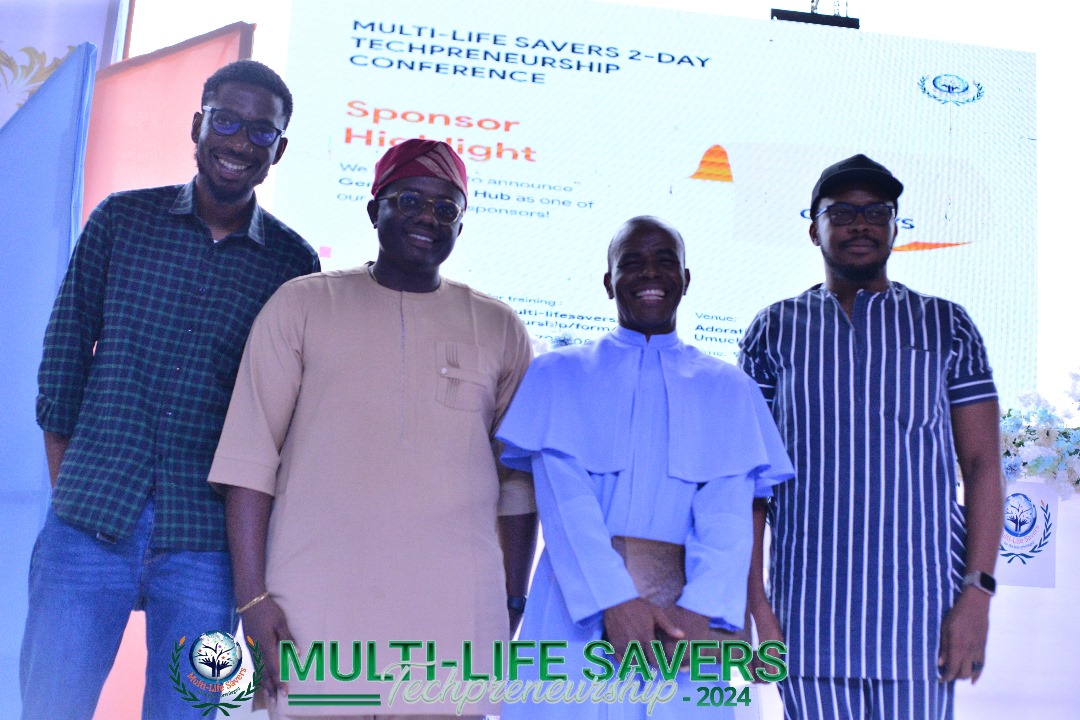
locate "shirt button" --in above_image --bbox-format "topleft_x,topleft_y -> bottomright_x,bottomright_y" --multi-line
175,366 -> 181,372
198,287 -> 207,294
440,368 -> 448,375
165,411 -> 173,417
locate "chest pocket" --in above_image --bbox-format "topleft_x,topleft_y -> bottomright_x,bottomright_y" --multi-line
889,347 -> 945,427
435,341 -> 496,413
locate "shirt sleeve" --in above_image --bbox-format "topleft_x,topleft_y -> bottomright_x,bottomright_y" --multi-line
532,449 -> 639,624
494,311 -> 537,516
739,314 -> 788,499
676,473 -> 755,631
36,197 -> 114,435
738,309 -> 777,406
207,282 -> 306,496
947,303 -> 997,407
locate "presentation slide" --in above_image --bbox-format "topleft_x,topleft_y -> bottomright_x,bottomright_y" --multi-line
274,0 -> 1035,400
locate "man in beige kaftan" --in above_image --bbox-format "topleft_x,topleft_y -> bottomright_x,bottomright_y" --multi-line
208,139 -> 536,719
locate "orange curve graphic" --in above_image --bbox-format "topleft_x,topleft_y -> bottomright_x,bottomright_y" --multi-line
892,241 -> 970,252
690,145 -> 733,182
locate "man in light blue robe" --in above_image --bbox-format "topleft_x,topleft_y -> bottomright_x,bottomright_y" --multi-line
496,217 -> 794,719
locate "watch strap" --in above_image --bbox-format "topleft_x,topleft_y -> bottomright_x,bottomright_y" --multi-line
962,570 -> 996,596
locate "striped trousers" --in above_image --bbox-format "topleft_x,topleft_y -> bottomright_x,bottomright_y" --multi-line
779,677 -> 954,720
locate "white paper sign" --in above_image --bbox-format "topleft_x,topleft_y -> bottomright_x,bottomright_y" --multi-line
998,481 -> 1058,588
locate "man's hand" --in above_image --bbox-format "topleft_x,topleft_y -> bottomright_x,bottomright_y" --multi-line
498,511 -> 537,640
43,431 -> 70,487
663,605 -> 757,670
663,605 -> 711,642
241,596 -> 295,705
942,400 -> 1001,685
748,604 -> 786,683
225,487 -> 283,701
603,597 -> 683,668
937,588 -> 990,683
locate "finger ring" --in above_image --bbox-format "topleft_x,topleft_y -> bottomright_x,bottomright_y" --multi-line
972,661 -> 984,672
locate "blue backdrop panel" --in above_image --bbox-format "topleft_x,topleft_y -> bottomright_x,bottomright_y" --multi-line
0,41 -> 97,711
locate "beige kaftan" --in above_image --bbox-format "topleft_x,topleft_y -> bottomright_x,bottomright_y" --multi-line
209,267 -> 533,716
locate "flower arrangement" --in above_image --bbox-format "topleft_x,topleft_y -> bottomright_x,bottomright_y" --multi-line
1000,373 -> 1080,499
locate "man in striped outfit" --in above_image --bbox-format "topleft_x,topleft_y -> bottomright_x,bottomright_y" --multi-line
738,155 -> 1004,720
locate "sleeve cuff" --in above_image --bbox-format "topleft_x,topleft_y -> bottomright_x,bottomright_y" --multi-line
36,394 -> 81,436
948,374 -> 997,407
708,617 -> 742,633
573,582 -> 640,628
497,471 -> 537,516
677,584 -> 745,629
206,455 -> 279,497
753,480 -> 776,499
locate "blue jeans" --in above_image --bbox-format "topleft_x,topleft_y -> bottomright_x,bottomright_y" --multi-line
20,500 -> 236,720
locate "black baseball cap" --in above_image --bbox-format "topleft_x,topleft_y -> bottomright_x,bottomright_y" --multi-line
811,154 -> 904,216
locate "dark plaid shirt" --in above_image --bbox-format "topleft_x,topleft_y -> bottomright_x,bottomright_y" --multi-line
37,181 -> 320,551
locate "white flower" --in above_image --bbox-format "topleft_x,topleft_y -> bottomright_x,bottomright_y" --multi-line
1001,373 -> 1080,499
1018,444 -> 1057,463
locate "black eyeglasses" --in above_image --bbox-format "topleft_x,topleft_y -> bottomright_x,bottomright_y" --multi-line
815,202 -> 896,226
201,106 -> 284,148
379,191 -> 464,225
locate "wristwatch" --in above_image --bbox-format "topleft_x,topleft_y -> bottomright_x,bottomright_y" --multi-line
962,571 -> 996,597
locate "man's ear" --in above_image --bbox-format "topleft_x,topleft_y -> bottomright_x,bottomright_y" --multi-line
683,268 -> 691,295
809,220 -> 821,247
271,136 -> 288,165
367,199 -> 379,227
603,272 -> 614,299
191,112 -> 203,144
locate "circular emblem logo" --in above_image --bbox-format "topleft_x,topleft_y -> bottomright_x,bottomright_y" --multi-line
1004,493 -> 1037,538
999,493 -> 1053,564
932,74 -> 970,95
919,73 -> 984,106
189,631 -> 243,682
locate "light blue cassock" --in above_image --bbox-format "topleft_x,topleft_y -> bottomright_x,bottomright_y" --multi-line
497,327 -> 794,719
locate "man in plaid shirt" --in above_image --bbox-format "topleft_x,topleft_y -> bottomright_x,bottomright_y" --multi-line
20,60 -> 318,719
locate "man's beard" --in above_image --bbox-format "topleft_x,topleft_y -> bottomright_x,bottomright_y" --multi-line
195,150 -> 267,204
822,247 -> 891,283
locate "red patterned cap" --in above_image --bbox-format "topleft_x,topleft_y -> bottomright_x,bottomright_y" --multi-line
371,139 -> 468,205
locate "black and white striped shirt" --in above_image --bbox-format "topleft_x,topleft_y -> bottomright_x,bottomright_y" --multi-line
738,282 -> 996,681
